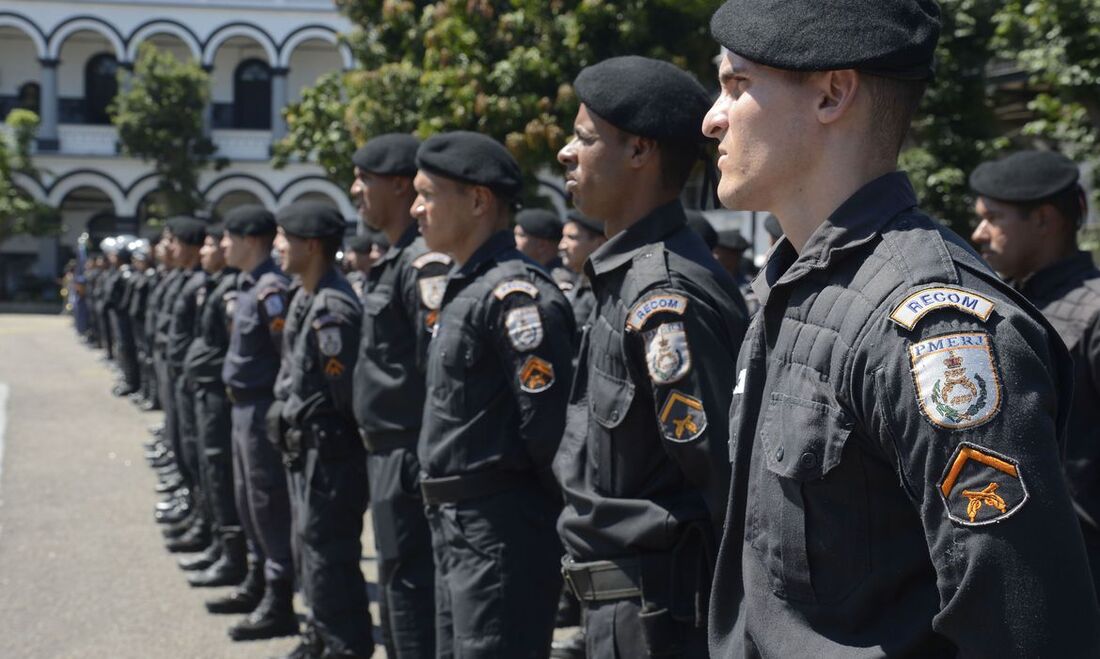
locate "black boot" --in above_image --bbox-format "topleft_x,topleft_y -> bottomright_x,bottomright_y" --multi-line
227,579 -> 298,641
188,530 -> 247,587
206,557 -> 264,615
161,512 -> 197,539
165,518 -> 210,553
276,623 -> 323,659
178,537 -> 222,571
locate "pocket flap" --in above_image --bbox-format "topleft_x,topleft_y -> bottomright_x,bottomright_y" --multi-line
761,392 -> 853,480
363,286 -> 392,316
589,366 -> 635,429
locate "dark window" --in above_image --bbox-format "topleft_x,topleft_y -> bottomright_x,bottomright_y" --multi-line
17,82 -> 40,115
84,53 -> 119,124
233,59 -> 271,129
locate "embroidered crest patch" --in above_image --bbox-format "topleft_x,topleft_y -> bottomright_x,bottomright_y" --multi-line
493,280 -> 540,301
644,322 -> 691,385
506,306 -> 544,352
411,252 -> 451,270
658,390 -> 707,443
263,292 -> 285,318
626,293 -> 688,331
317,326 -> 343,357
910,332 -> 1001,430
418,276 -> 447,310
223,292 -> 238,320
890,286 -> 996,330
196,286 -> 207,309
938,442 -> 1028,526
518,355 -> 555,393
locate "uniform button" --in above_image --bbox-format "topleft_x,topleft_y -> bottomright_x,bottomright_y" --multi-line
610,410 -> 620,422
800,452 -> 818,469
774,447 -> 784,462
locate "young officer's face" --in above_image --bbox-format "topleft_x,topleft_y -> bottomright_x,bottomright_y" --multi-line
199,235 -> 224,273
274,228 -> 310,274
559,221 -> 605,273
411,170 -> 475,255
557,104 -> 633,222
703,52 -> 817,212
971,196 -> 1040,281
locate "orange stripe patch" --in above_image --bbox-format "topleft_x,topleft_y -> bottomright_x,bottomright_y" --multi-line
940,447 -> 1018,497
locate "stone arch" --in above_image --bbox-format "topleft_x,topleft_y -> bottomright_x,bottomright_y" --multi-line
48,170 -> 125,213
126,20 -> 202,62
0,12 -> 47,58
47,16 -> 126,60
202,23 -> 278,67
203,174 -> 278,211
11,172 -> 47,203
279,176 -> 354,218
277,25 -> 352,70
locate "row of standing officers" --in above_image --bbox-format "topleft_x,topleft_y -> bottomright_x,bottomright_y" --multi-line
79,0 -> 1100,657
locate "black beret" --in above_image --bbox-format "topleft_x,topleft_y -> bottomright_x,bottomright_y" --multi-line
206,224 -> 224,241
416,131 -> 523,198
565,208 -> 605,236
718,229 -> 750,251
711,0 -> 941,81
516,208 -> 563,241
352,133 -> 420,177
345,234 -> 374,254
276,201 -> 347,239
685,210 -> 718,250
969,150 -> 1080,204
166,216 -> 207,246
224,205 -> 277,237
763,213 -> 782,239
574,56 -> 711,141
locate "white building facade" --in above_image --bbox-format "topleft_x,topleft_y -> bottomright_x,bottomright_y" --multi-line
0,0 -> 355,300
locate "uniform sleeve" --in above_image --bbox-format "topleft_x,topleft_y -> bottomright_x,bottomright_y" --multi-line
310,300 -> 362,419
625,288 -> 736,533
857,306 -> 1100,655
489,281 -> 575,491
407,252 -> 452,373
257,285 -> 289,356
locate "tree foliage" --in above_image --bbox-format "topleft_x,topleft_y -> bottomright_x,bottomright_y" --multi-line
0,110 -> 58,245
111,44 -> 224,217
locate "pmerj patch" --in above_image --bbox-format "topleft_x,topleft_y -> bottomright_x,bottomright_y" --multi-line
938,442 -> 1027,526
418,276 -> 447,310
909,332 -> 1001,430
626,293 -> 688,331
506,305 -> 543,352
890,286 -> 995,330
493,280 -> 540,301
644,322 -> 691,385
317,325 -> 343,357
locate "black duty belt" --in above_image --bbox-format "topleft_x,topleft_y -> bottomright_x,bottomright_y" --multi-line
419,470 -> 529,506
226,386 -> 274,405
359,428 -> 418,453
561,556 -> 644,602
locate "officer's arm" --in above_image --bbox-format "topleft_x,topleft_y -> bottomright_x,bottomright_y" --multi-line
312,300 -> 362,420
856,309 -> 1100,654
257,286 -> 289,356
626,290 -> 736,533
489,285 -> 575,490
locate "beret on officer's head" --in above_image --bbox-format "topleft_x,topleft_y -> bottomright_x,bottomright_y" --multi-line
352,133 -> 421,177
416,131 -> 523,199
686,210 -> 719,250
276,201 -> 347,239
566,208 -> 605,236
763,213 -> 782,240
224,205 -> 277,237
516,208 -> 563,241
206,225 -> 224,241
711,0 -> 941,81
345,233 -> 374,254
166,216 -> 208,246
969,150 -> 1080,204
574,56 -> 711,141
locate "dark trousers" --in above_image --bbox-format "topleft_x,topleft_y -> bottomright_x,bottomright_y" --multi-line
173,371 -> 201,491
231,398 -> 294,584
427,484 -> 561,659
367,446 -> 436,659
583,599 -> 707,659
287,432 -> 373,657
112,311 -> 140,390
194,383 -> 239,532
155,351 -> 179,462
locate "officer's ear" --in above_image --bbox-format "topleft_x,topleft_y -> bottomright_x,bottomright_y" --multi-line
391,175 -> 413,197
814,69 -> 860,127
469,184 -> 496,219
627,135 -> 658,170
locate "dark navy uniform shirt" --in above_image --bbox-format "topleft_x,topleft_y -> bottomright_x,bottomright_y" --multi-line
154,268 -> 186,355
419,231 -> 575,493
184,268 -> 239,386
353,224 -> 451,435
709,173 -> 1100,657
222,257 -> 290,392
167,267 -> 206,369
555,200 -> 748,561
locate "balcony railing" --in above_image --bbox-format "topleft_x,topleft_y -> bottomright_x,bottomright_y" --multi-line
25,124 -> 275,161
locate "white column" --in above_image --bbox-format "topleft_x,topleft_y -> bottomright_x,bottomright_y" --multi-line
270,67 -> 288,142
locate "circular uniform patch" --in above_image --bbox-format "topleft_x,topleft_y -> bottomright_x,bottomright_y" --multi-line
909,332 -> 1001,430
505,306 -> 544,352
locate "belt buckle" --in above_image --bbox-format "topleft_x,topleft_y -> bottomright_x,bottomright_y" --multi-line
561,558 -> 584,601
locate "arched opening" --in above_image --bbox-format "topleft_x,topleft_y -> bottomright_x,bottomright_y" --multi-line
134,189 -> 173,238
0,25 -> 42,119
233,58 -> 271,129
83,53 -> 119,124
286,38 -> 344,103
212,189 -> 264,221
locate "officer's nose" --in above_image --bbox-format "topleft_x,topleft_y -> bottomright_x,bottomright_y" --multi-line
703,97 -> 729,141
971,219 -> 990,246
557,138 -> 578,168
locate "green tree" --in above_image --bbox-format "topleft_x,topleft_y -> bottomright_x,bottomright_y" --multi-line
0,110 -> 58,245
111,43 -> 224,217
278,0 -> 718,191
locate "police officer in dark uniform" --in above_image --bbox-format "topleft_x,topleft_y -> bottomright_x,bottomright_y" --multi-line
412,131 -> 576,657
165,218 -> 212,554
703,1 -> 1100,655
217,206 -> 297,639
970,149 -> 1100,597
183,227 -> 247,588
271,201 -> 373,659
712,230 -> 757,316
127,239 -> 157,408
350,133 -> 445,658
515,208 -> 574,290
94,241 -> 116,361
553,56 -> 748,659
558,210 -> 605,340
343,234 -> 375,300
106,235 -> 142,397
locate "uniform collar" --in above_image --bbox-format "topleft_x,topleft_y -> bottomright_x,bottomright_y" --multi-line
586,200 -> 686,279
752,172 -> 918,306
376,223 -> 419,269
241,257 -> 277,288
1017,250 -> 1097,301
316,265 -> 344,291
454,230 -> 515,278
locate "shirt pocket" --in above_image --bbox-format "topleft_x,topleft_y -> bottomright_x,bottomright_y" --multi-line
362,286 -> 394,351
589,365 -> 635,494
750,391 -> 869,604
